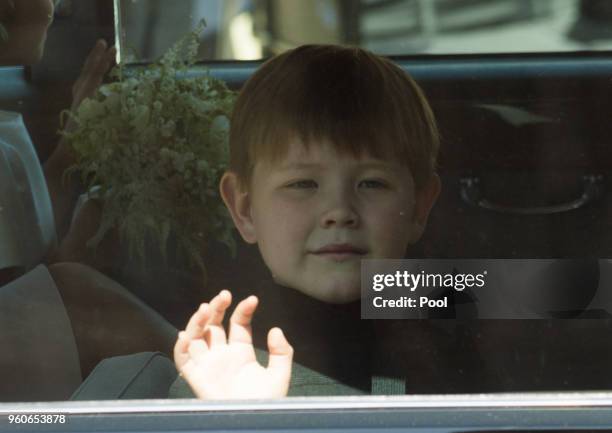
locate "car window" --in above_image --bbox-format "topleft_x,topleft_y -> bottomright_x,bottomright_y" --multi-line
117,0 -> 612,63
2,0 -> 612,429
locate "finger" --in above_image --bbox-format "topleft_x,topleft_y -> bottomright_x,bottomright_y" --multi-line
103,46 -> 118,74
187,339 -> 209,362
184,303 -> 211,339
90,45 -> 115,82
266,327 -> 293,385
205,325 -> 227,348
208,290 -> 232,326
72,40 -> 110,103
74,45 -> 114,105
228,295 -> 258,345
73,42 -> 105,96
204,290 -> 232,347
81,39 -> 107,76
173,331 -> 190,368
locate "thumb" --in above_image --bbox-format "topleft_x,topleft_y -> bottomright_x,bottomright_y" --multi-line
173,331 -> 190,369
266,327 -> 293,396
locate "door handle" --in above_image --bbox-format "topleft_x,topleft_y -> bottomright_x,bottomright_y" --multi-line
459,174 -> 604,215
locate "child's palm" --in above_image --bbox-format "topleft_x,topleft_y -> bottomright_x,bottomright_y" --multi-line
175,291 -> 293,399
183,343 -> 281,398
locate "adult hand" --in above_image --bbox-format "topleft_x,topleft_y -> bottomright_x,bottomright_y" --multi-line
174,290 -> 293,399
44,40 -> 115,243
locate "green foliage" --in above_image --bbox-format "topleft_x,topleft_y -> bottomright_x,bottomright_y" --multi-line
62,21 -> 236,273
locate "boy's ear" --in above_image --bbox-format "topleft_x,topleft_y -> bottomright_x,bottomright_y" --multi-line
219,171 -> 257,244
409,173 -> 441,243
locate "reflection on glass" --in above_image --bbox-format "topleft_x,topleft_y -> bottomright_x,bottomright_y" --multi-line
114,0 -> 262,63
114,0 -> 612,64
3,0 -> 612,407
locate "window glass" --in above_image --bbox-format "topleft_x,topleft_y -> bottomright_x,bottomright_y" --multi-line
1,0 -> 612,410
117,0 -> 612,63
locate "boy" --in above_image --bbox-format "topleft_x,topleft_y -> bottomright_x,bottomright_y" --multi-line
173,44 -> 440,399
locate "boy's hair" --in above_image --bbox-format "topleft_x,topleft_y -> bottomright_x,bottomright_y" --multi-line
229,44 -> 439,190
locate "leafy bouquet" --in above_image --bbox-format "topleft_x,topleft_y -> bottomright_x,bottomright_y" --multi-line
63,22 -> 236,273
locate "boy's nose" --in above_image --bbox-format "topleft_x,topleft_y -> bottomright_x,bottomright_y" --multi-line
320,205 -> 360,229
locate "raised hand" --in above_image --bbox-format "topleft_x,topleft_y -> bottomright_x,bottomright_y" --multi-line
174,290 -> 293,399
44,39 -> 116,241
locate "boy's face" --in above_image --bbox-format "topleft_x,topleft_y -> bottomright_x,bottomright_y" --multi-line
221,138 -> 439,304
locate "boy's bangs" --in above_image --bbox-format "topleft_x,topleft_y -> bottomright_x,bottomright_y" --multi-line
234,45 -> 438,188
252,100 -> 410,166
250,68 -> 433,184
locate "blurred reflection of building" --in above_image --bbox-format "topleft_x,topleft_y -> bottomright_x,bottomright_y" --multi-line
253,0 -> 555,55
120,0 -> 220,61
119,0 -> 262,62
116,0 -> 612,61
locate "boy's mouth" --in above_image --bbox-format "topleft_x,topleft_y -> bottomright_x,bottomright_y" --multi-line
311,244 -> 367,261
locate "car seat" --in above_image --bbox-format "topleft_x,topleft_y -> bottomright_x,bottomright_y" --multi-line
0,262 -> 178,402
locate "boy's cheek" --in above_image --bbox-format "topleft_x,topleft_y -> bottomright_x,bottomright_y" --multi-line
256,225 -> 304,265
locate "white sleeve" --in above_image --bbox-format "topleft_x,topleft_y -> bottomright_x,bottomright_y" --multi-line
0,110 -> 56,270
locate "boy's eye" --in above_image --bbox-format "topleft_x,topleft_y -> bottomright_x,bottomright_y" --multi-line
286,180 -> 318,189
358,179 -> 388,189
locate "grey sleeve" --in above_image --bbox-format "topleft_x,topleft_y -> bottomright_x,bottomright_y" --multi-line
71,352 -> 177,400
167,375 -> 197,399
